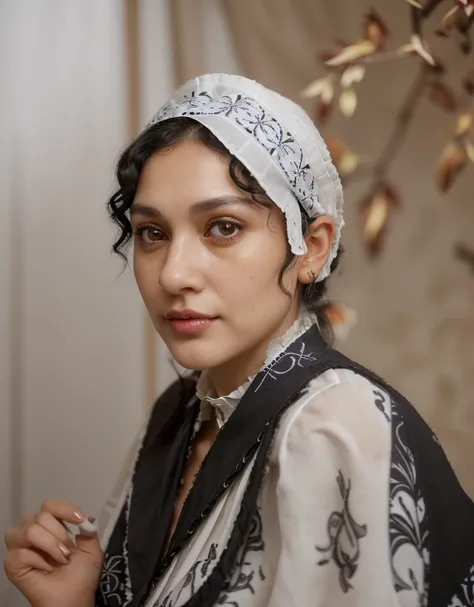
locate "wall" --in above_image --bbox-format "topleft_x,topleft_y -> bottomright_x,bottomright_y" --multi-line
0,1 -> 174,603
0,3 -> 14,599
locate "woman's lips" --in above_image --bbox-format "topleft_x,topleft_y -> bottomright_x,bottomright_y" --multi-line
168,317 -> 217,335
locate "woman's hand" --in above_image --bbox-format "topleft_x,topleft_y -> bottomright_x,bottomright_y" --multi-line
3,499 -> 104,607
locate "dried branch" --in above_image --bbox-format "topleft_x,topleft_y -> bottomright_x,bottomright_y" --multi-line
420,0 -> 450,18
306,0 -> 474,265
454,242 -> 474,273
459,10 -> 474,53
411,4 -> 423,35
364,64 -> 432,191
412,0 -> 451,35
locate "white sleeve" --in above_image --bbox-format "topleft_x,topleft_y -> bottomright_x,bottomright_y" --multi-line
267,368 -> 422,607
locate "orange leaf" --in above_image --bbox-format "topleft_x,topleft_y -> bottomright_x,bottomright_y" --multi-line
361,187 -> 399,257
436,142 -> 468,191
315,98 -> 333,124
325,138 -> 359,175
463,71 -> 474,95
364,9 -> 389,50
322,303 -> 357,342
429,81 -> 458,112
325,39 -> 377,67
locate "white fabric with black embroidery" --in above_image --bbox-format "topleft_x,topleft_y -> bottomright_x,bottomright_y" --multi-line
98,313 -> 428,607
144,73 -> 344,282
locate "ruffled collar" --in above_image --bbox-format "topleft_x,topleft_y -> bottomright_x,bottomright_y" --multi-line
196,310 -> 316,429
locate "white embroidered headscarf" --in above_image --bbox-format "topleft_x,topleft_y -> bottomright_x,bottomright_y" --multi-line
146,73 -> 344,281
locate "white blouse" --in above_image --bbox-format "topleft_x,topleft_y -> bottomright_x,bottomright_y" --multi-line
98,317 -> 425,607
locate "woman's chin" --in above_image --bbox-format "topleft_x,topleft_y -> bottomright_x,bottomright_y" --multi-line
167,344 -> 220,372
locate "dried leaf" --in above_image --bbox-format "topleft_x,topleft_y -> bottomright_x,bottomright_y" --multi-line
463,71 -> 474,95
364,9 -> 389,50
340,65 -> 366,88
339,88 -> 358,117
457,0 -> 474,16
436,142 -> 468,191
400,35 -> 436,65
465,140 -> 474,162
405,0 -> 423,7
325,137 -> 359,175
455,242 -> 474,274
361,187 -> 398,257
429,81 -> 458,112
319,50 -> 338,65
322,303 -> 357,342
454,112 -> 473,136
319,42 -> 352,68
325,39 -> 377,67
301,77 -> 334,101
442,5 -> 460,26
315,98 -> 333,124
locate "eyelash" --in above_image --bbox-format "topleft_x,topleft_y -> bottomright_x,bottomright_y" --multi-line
207,218 -> 243,241
133,218 -> 244,248
134,224 -> 164,247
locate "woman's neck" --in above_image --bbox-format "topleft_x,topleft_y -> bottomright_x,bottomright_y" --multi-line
205,306 -> 307,397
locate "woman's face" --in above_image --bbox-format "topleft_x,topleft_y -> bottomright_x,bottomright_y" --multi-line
131,140 -> 303,391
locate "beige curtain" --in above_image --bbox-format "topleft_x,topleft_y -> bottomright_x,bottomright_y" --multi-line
169,0 -> 474,496
169,0 -> 206,85
221,0 -> 360,102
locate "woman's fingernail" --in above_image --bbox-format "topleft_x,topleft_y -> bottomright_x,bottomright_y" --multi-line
78,517 -> 98,535
59,543 -> 71,557
73,511 -> 85,522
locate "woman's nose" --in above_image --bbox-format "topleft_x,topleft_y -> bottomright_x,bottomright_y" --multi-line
158,237 -> 205,294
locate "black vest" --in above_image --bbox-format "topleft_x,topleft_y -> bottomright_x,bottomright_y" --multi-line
98,325 -> 474,607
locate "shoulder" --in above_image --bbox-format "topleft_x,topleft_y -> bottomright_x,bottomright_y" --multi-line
273,368 -> 393,463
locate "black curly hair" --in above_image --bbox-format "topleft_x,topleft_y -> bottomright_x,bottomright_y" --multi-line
107,117 -> 342,343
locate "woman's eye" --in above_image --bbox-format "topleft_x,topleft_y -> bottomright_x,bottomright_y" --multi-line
208,220 -> 242,239
136,226 -> 164,243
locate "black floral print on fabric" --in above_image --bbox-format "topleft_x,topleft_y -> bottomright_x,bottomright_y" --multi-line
216,510 -> 266,607
389,404 -> 430,606
316,471 -> 368,593
155,543 -> 218,607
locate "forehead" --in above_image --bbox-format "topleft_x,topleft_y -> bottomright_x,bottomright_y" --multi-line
135,140 -> 238,206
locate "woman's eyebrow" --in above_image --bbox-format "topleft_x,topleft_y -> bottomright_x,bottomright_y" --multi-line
130,203 -> 162,218
189,195 -> 254,214
131,195 -> 254,219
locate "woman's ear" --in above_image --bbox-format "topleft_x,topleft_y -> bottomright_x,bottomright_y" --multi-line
298,216 -> 336,284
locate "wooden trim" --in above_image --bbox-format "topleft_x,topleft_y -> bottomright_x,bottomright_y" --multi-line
10,152 -> 23,533
124,0 -> 157,407
125,0 -> 141,135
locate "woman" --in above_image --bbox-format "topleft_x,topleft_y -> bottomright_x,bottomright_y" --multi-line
4,74 -> 474,607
